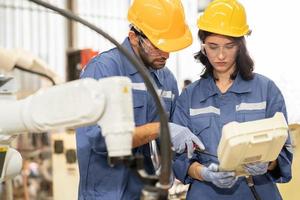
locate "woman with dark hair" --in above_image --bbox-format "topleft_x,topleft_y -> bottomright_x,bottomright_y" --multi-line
172,0 -> 293,199
195,30 -> 254,81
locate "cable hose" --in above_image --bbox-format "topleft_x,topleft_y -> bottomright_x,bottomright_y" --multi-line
194,148 -> 218,158
246,176 -> 262,200
15,65 -> 56,85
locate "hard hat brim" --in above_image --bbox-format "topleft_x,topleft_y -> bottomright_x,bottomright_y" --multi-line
146,25 -> 193,53
198,20 -> 250,37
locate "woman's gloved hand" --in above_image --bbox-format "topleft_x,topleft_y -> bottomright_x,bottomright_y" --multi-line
200,163 -> 237,188
168,122 -> 205,158
244,162 -> 269,176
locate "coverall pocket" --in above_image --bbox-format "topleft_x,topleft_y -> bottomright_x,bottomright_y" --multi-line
191,116 -> 216,163
163,98 -> 172,117
191,117 -> 211,147
236,110 -> 266,122
133,91 -> 147,125
93,168 -> 120,198
191,116 -> 210,136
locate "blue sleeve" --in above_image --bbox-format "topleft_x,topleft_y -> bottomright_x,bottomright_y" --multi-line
266,81 -> 293,183
171,89 -> 195,184
80,53 -> 121,79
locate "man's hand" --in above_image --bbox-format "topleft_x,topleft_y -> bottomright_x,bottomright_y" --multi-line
168,122 -> 205,158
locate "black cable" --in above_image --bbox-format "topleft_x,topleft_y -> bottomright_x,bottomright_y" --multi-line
245,176 -> 261,200
27,0 -> 171,190
194,148 -> 218,158
15,65 -> 56,85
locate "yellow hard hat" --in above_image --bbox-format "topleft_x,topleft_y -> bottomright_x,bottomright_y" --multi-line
128,0 -> 192,52
197,0 -> 250,37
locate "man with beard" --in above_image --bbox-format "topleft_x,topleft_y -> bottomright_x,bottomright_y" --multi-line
75,0 -> 204,199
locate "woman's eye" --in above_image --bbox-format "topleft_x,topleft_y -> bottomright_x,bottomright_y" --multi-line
227,46 -> 234,49
225,44 -> 236,49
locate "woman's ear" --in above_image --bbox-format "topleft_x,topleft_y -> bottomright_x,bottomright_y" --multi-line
201,44 -> 207,56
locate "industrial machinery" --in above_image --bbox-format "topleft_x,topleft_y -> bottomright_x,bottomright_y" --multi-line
0,47 -> 62,85
0,44 -> 140,200
0,47 -> 135,183
0,75 -> 135,182
66,48 -> 98,81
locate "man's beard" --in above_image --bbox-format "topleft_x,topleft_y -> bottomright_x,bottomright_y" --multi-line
139,51 -> 166,70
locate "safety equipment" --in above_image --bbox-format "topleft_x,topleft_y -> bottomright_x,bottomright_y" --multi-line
202,43 -> 238,57
168,123 -> 205,158
244,162 -> 269,176
128,0 -> 192,52
197,0 -> 250,37
200,163 -> 237,188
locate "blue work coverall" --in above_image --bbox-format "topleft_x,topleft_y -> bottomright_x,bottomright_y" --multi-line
76,38 -> 178,200
172,73 -> 293,200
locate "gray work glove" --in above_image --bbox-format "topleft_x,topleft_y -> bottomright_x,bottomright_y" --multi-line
244,162 -> 269,176
200,163 -> 237,188
168,123 -> 205,158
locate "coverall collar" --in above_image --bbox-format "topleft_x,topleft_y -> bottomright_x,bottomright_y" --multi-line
197,76 -> 218,102
228,73 -> 252,94
122,37 -> 164,86
198,73 -> 252,102
149,68 -> 164,87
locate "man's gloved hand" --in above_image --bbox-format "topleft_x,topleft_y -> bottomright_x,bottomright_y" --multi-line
244,162 -> 269,176
168,123 -> 205,158
200,163 -> 237,188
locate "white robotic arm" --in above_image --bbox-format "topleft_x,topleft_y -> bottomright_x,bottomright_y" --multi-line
0,47 -> 62,84
0,77 -> 135,181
